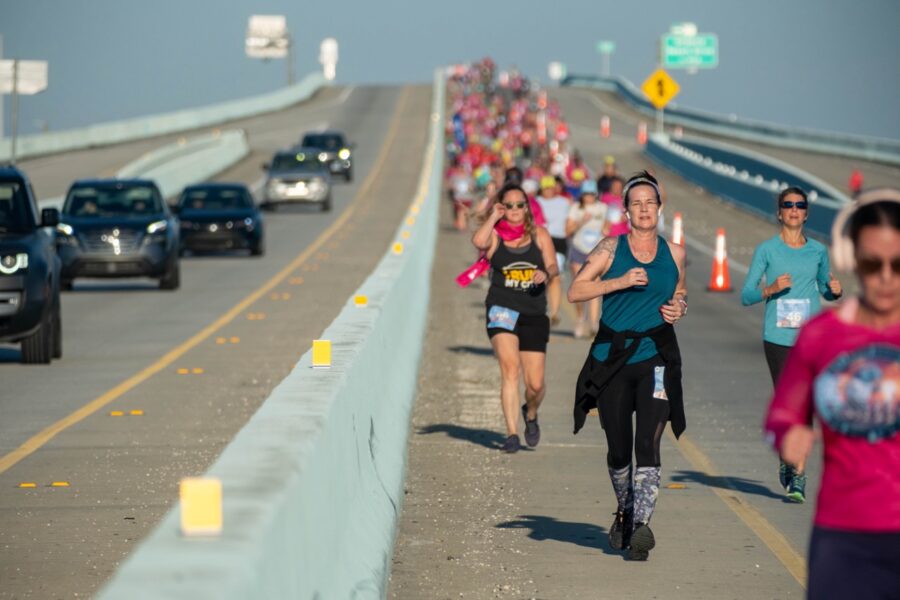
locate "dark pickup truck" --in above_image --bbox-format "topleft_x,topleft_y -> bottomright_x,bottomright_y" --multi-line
0,165 -> 62,363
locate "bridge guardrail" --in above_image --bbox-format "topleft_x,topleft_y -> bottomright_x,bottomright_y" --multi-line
563,74 -> 900,165
646,132 -> 849,240
97,69 -> 446,599
1,72 -> 326,162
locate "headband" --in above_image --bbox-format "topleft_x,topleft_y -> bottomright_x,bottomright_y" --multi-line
623,177 -> 661,205
830,188 -> 900,272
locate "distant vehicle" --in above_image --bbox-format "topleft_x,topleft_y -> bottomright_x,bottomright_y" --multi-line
300,130 -> 354,182
0,165 -> 63,363
261,148 -> 333,211
56,179 -> 180,290
175,183 -> 264,256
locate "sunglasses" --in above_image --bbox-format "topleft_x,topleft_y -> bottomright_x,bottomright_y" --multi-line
502,202 -> 527,209
856,256 -> 900,276
780,201 -> 809,210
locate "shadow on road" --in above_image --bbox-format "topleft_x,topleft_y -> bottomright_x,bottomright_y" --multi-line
669,469 -> 785,501
446,345 -> 494,357
496,515 -> 620,555
417,424 -> 531,451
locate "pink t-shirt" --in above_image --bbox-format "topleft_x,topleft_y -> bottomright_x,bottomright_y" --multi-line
765,301 -> 900,532
601,193 -> 629,236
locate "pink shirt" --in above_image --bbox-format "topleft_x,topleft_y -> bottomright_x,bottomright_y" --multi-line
765,301 -> 900,532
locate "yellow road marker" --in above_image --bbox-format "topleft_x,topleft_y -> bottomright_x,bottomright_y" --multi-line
671,431 -> 807,587
665,483 -> 687,489
130,410 -> 144,416
180,477 -> 222,536
50,481 -> 70,487
176,368 -> 190,375
229,337 -> 240,344
392,242 -> 404,255
215,337 -> 227,345
354,295 -> 368,307
410,205 -> 420,215
406,216 -> 416,226
289,277 -> 304,285
109,410 -> 125,417
191,368 -> 204,375
0,86 -> 412,477
246,312 -> 267,320
401,231 -> 411,240
17,482 -> 37,488
312,340 -> 332,369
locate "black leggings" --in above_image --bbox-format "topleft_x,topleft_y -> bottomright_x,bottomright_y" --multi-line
598,356 -> 671,469
763,341 -> 792,386
808,527 -> 900,599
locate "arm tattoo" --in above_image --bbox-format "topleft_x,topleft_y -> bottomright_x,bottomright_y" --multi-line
590,236 -> 618,258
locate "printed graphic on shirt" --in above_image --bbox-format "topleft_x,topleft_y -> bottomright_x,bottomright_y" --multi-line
776,298 -> 811,328
488,305 -> 520,331
652,366 -> 668,400
814,344 -> 900,442
501,261 -> 539,290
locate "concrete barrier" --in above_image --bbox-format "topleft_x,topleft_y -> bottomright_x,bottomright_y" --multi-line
97,69 -> 445,600
1,72 -> 325,162
563,74 -> 900,165
646,133 -> 848,240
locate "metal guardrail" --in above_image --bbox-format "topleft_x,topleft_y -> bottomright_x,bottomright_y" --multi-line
563,74 -> 900,165
646,132 -> 848,239
0,72 -> 326,162
98,69 -> 446,600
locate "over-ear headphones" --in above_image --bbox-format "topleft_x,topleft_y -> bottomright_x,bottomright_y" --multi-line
831,188 -> 900,271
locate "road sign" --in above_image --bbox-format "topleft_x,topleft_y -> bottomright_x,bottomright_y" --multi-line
641,68 -> 680,110
662,34 -> 718,69
0,60 -> 48,94
245,15 -> 289,59
547,61 -> 566,82
319,38 -> 338,81
596,41 -> 616,54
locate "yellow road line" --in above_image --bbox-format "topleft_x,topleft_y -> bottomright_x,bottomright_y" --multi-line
0,87 -> 412,476
670,431 -> 808,587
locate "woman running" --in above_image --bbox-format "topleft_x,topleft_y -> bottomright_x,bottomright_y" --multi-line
742,186 -> 842,502
569,171 -> 687,561
565,180 -> 607,338
765,191 -> 900,598
472,183 -> 559,453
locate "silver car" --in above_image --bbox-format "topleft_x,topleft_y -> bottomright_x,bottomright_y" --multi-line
261,148 -> 333,211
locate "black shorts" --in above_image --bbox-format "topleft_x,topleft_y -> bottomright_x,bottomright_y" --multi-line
486,310 -> 550,353
552,236 -> 568,256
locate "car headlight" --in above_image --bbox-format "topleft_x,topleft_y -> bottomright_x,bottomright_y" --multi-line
243,217 -> 256,231
318,152 -> 328,162
338,148 -> 351,160
57,223 -> 74,236
0,253 -> 29,275
147,220 -> 168,234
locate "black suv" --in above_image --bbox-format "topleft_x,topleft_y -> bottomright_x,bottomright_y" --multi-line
56,179 -> 180,289
300,130 -> 354,182
0,166 -> 63,363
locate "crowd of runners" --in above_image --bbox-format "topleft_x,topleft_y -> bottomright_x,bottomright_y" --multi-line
443,60 -> 899,593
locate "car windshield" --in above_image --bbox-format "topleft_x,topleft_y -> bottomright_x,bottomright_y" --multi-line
302,134 -> 344,150
180,188 -> 253,210
0,182 -> 34,233
271,153 -> 327,173
62,184 -> 164,217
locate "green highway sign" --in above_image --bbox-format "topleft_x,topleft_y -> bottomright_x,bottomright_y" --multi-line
662,34 -> 718,69
596,41 -> 616,54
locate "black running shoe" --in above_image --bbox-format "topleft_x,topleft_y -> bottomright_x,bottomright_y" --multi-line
521,404 -> 541,447
608,509 -> 634,550
627,523 -> 656,561
501,434 -> 521,454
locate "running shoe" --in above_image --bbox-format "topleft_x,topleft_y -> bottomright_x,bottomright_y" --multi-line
501,434 -> 521,454
521,404 -> 541,447
608,509 -> 634,550
627,522 -> 656,561
778,461 -> 793,491
786,472 -> 807,503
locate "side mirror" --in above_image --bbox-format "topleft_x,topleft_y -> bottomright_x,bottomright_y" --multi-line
41,208 -> 60,227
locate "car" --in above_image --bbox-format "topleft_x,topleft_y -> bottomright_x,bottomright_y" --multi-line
261,148 -> 333,211
55,179 -> 181,290
175,183 -> 264,256
0,165 -> 63,363
300,130 -> 354,182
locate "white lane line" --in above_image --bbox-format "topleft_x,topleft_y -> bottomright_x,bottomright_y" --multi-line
337,86 -> 355,104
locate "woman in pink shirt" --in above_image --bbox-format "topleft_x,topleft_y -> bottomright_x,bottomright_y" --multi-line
764,191 -> 900,598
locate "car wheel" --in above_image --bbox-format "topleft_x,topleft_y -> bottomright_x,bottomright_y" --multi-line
21,312 -> 52,364
261,202 -> 276,212
52,301 -> 62,359
344,170 -> 353,183
321,197 -> 332,212
159,258 -> 180,290
61,278 -> 74,291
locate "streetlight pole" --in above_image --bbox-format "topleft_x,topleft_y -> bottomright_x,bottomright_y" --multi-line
286,34 -> 294,86
10,59 -> 19,165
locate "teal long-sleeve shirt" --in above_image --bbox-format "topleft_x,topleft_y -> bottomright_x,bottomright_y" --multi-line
741,235 -> 838,347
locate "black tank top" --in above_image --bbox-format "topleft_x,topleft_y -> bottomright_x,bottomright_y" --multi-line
485,239 -> 547,316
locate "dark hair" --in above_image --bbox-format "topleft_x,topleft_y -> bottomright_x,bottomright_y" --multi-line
849,200 -> 900,245
777,186 -> 807,209
622,170 -> 660,207
503,167 -> 523,185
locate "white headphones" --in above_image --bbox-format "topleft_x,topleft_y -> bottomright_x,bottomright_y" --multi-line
830,188 -> 900,272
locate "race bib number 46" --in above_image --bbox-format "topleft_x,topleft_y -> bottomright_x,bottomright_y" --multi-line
776,298 -> 811,328
488,306 -> 520,331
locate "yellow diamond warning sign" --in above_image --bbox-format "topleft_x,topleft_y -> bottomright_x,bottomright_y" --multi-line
641,69 -> 680,110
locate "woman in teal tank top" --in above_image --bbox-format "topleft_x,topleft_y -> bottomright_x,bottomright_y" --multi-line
569,171 -> 688,561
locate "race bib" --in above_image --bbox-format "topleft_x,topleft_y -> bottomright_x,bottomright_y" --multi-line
488,305 -> 520,331
776,298 -> 811,328
607,206 -> 622,224
574,227 -> 602,254
653,366 -> 668,400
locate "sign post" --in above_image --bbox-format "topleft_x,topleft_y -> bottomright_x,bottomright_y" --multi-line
0,59 -> 49,164
595,41 -> 616,77
245,15 -> 293,85
640,68 -> 680,134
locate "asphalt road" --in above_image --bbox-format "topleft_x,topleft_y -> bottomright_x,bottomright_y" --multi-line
0,83 -> 432,598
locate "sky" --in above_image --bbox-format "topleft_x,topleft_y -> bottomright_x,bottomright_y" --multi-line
1,0 -> 898,139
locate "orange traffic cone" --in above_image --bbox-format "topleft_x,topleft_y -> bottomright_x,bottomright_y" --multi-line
671,212 -> 684,246
600,115 -> 611,138
708,228 -> 732,292
637,121 -> 648,145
